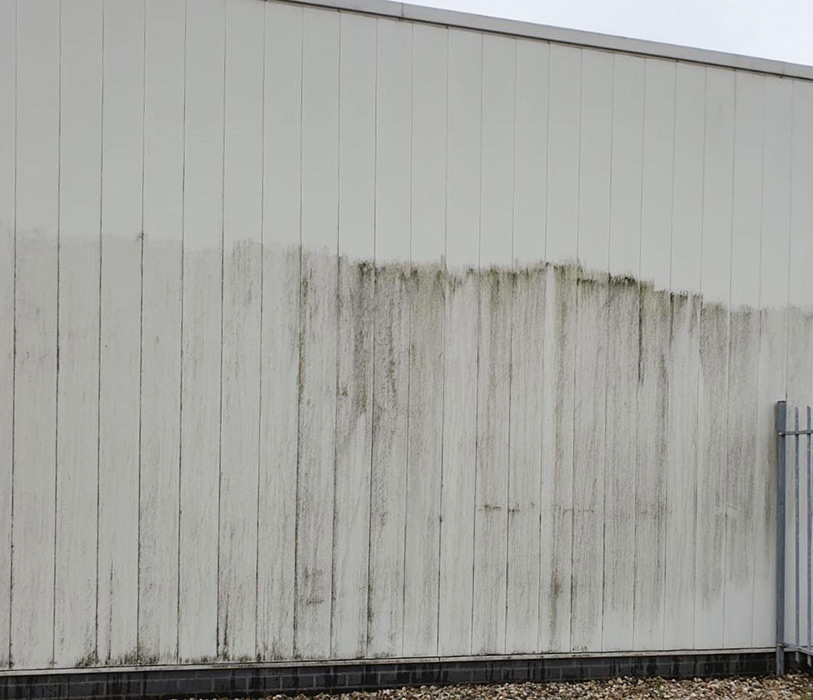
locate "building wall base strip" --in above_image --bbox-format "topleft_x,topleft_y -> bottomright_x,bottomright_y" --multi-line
0,651 -> 779,700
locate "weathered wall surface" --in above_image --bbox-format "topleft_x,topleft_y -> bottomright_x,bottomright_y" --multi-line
1,0 -> 813,672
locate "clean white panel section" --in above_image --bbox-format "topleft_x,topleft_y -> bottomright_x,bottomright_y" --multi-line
729,73 -> 764,311
139,0 -> 185,663
545,45 -> 580,264
54,0 -> 102,667
98,0 -> 144,665
577,49 -> 612,271
670,64 -> 706,294
760,77 -> 792,311
337,13 -> 375,262
219,0 -> 264,662
12,0 -> 60,669
300,5 -> 340,254
478,34 -> 515,268
331,9 -> 375,660
0,0 -> 14,670
512,40 -> 548,266
444,29 -> 481,271
439,27 -> 480,656
663,62 -> 705,651
179,0 -> 224,663
410,24 -> 447,265
788,81 -> 813,311
699,69 -> 736,306
263,3 -> 303,253
258,1 -> 303,662
403,21 -> 446,658
58,1 -> 102,240
610,54 -> 646,277
296,6 -> 339,660
374,18 -> 412,263
608,54 -> 644,278
639,59 -> 675,291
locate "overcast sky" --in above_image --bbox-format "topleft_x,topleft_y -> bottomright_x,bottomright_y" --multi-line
408,0 -> 813,67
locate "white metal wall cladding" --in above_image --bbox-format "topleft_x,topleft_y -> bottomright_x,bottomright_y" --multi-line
1,0 -> 813,672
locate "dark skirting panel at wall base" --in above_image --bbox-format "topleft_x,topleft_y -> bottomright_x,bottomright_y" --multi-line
0,651 -> 779,700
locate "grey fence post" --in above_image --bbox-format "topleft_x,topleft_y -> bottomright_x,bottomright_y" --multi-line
777,400 -> 787,675
797,406 -> 813,660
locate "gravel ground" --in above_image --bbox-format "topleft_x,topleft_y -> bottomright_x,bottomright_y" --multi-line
253,675 -> 813,700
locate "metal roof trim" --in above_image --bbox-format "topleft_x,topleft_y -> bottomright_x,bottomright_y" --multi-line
271,0 -> 813,80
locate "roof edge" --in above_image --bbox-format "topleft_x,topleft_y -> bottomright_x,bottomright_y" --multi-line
272,0 -> 813,80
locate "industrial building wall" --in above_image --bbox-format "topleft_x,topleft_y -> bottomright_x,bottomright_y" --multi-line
1,0 -> 813,673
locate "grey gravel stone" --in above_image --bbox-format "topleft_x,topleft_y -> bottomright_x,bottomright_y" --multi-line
256,674 -> 813,700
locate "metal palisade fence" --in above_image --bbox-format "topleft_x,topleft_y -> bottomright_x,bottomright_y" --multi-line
776,401 -> 813,674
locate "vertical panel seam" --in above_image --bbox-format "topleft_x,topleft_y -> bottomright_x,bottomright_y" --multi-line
661,62 -> 678,651
51,0 -> 63,667
176,0 -> 188,666
363,14 -> 378,661
94,0 -> 105,666
542,43 -> 552,263
754,78 -> 769,646
292,6 -> 305,658
503,37 -> 518,655
568,46 -> 583,653
783,81 -> 796,404
666,66 -> 677,294
748,73 -> 768,648
690,65 -> 708,652
135,0 -> 147,662
599,53 -> 616,653
291,8 -> 303,660
631,54 -> 648,655
721,71 -> 740,648
215,0 -> 228,662
434,27 -> 448,658
326,15 -> 340,662
399,20 -> 415,659
328,7 -> 343,661
7,0 -> 16,667
469,31 -> 483,656
434,24 -> 449,659
629,58 -> 643,653
254,0 -> 268,663
537,42 -> 552,653
328,10 -> 341,660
